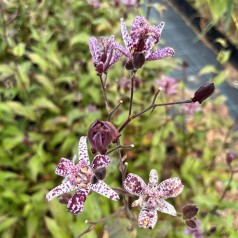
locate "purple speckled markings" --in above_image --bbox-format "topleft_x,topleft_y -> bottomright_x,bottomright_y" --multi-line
119,16 -> 175,61
46,136 -> 119,215
123,169 -> 184,229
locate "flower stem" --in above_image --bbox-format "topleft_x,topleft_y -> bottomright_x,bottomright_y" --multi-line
99,74 -> 110,113
128,71 -> 136,116
108,100 -> 123,121
118,99 -> 192,132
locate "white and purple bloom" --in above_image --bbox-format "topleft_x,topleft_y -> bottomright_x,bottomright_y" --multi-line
182,102 -> 201,115
122,0 -> 137,7
118,16 -> 175,62
89,36 -> 123,75
123,169 -> 184,229
156,75 -> 177,95
46,136 -> 119,215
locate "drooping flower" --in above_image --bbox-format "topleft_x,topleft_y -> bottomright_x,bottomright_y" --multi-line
118,16 -> 175,69
88,120 -> 120,154
156,75 -> 177,95
182,102 -> 201,115
89,36 -> 123,75
46,137 -> 119,215
123,169 -> 184,229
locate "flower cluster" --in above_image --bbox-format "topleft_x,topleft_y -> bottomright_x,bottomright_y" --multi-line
46,15 -> 216,233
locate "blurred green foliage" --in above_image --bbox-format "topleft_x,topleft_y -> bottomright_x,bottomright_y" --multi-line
0,0 -> 238,237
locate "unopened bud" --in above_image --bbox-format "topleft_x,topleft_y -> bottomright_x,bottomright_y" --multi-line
133,53 -> 145,69
182,204 -> 199,219
88,120 -> 120,154
192,82 -> 215,104
185,218 -> 197,229
58,193 -> 72,204
226,152 -> 235,165
125,60 -> 134,70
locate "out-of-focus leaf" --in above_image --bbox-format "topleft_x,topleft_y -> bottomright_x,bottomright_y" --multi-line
27,53 -> 48,72
12,43 -> 26,57
5,101 -> 36,121
70,32 -> 90,46
33,97 -> 60,113
0,217 -> 18,233
45,217 -> 70,238
198,65 -> 217,76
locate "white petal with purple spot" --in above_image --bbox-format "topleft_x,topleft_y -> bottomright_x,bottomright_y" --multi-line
55,158 -> 72,177
123,173 -> 146,196
46,181 -> 74,201
138,209 -> 158,229
91,154 -> 110,170
78,136 -> 90,165
91,180 -> 119,201
156,199 -> 177,216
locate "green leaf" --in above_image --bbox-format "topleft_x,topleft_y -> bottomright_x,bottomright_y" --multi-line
70,32 -> 90,46
6,101 -> 36,121
12,43 -> 26,57
45,217 -> 70,238
27,53 -> 48,72
0,217 -> 18,233
33,97 -> 60,113
198,65 -> 217,76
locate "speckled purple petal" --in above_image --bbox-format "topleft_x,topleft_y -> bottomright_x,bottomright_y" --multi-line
153,21 -> 165,36
114,42 -> 131,58
123,173 -> 146,196
91,154 -> 110,170
120,18 -> 133,51
146,47 -> 175,61
67,188 -> 90,215
78,136 -> 90,165
156,199 -> 177,216
138,209 -> 158,229
157,177 -> 184,199
149,169 -> 158,187
46,181 -> 74,201
55,158 -> 73,177
91,180 -> 119,201
130,16 -> 148,35
89,37 -> 101,65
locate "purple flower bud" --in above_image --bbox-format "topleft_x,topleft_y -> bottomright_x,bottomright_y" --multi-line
192,82 -> 215,104
88,120 -> 120,154
125,60 -> 134,70
226,152 -> 235,165
133,52 -> 145,69
182,204 -> 199,219
94,167 -> 106,180
185,218 -> 197,229
58,193 -> 72,204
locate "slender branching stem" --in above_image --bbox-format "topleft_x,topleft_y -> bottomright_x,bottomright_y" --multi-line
108,100 -> 123,121
99,74 -> 110,113
128,71 -> 136,116
106,143 -> 134,155
118,99 -> 192,132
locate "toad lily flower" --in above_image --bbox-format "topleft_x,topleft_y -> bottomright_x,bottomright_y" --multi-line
119,16 -> 175,68
46,136 -> 119,215
89,35 -> 123,75
123,169 -> 184,229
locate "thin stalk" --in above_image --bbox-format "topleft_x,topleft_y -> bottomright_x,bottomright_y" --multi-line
128,71 -> 136,116
99,74 -> 110,113
119,99 -> 192,132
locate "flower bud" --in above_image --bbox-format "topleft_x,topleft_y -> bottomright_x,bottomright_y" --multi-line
88,120 -> 120,154
226,152 -> 235,165
182,204 -> 199,219
192,82 -> 215,104
58,193 -> 72,204
94,167 -> 106,180
125,60 -> 134,70
185,218 -> 197,229
133,52 -> 145,69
